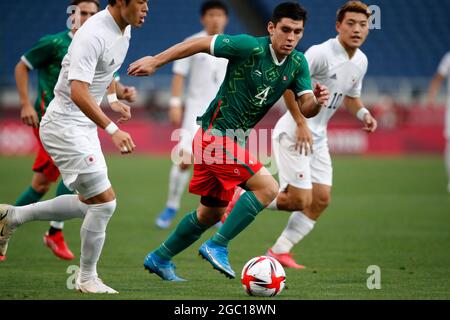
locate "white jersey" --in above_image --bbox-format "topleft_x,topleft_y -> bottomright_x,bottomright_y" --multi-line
172,30 -> 228,113
437,52 -> 450,138
42,8 -> 131,127
274,37 -> 368,148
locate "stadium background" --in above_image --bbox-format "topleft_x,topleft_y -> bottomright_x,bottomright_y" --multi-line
1,0 -> 449,156
0,0 -> 449,300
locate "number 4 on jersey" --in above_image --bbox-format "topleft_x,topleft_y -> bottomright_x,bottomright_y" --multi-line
255,86 -> 271,105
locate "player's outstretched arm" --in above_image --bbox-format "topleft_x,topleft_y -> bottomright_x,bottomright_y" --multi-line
71,80 -> 136,154
299,83 -> 329,118
15,61 -> 39,128
344,96 -> 377,133
127,36 -> 214,77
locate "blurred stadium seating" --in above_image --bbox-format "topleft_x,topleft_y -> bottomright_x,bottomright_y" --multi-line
0,0 -> 448,155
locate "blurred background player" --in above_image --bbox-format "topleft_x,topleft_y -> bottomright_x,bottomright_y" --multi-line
0,0 -> 147,293
155,0 -> 229,229
129,2 -> 328,281
9,0 -> 137,262
427,50 -> 450,193
264,1 -> 378,268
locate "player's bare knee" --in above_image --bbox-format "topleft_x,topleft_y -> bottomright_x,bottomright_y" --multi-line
33,183 -> 51,194
288,192 -> 312,211
316,192 -> 331,209
258,181 -> 279,205
179,162 -> 191,171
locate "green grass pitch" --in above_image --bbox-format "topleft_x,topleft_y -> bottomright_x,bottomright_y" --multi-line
0,155 -> 449,300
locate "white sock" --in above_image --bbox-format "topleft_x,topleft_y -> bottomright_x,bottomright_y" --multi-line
266,196 -> 278,211
12,195 -> 88,226
166,164 -> 190,210
271,211 -> 316,254
50,221 -> 64,229
79,200 -> 116,282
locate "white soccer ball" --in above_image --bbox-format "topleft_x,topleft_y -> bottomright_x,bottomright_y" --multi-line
241,256 -> 286,297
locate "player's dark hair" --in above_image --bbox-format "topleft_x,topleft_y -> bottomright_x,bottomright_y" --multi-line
108,0 -> 132,6
200,0 -> 228,17
336,1 -> 371,22
70,0 -> 100,9
271,2 -> 307,25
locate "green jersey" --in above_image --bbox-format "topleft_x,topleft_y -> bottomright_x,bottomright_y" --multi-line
21,30 -> 73,121
198,34 -> 312,136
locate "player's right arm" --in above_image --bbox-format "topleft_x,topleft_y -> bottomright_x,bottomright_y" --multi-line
15,61 -> 38,128
283,90 -> 313,155
15,35 -> 56,128
69,32 -> 135,154
427,52 -> 450,106
128,34 -> 257,76
169,74 -> 185,126
71,81 -> 135,154
427,73 -> 445,107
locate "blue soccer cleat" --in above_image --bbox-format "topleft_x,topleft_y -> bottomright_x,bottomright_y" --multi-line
143,252 -> 186,282
198,240 -> 235,279
155,207 -> 177,229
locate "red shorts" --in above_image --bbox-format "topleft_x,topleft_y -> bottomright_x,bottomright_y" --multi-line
32,127 -> 60,182
189,129 -> 263,202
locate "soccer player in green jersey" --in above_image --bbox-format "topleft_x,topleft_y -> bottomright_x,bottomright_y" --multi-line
6,0 -> 135,262
129,2 -> 329,280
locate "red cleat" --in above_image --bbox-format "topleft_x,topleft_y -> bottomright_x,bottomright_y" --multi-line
267,248 -> 305,269
221,187 -> 244,224
43,231 -> 75,260
0,255 -> 6,262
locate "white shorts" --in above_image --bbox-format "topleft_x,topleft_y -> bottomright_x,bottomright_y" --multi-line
272,133 -> 333,190
40,118 -> 109,197
176,105 -> 202,154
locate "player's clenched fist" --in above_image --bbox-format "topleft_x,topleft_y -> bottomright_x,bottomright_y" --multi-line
111,130 -> 136,154
313,83 -> 329,106
127,56 -> 158,77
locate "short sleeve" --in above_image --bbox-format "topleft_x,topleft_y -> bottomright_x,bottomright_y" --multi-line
304,45 -> 328,78
67,32 -> 104,85
172,56 -> 191,76
21,35 -> 56,70
211,34 -> 260,61
289,54 -> 313,97
437,52 -> 450,78
347,56 -> 368,98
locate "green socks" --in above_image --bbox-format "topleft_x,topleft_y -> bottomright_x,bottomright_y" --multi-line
155,211 -> 209,260
212,191 -> 265,247
55,180 -> 72,196
15,186 -> 45,206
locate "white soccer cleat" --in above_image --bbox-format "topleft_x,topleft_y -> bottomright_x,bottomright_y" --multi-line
75,276 -> 119,294
0,205 -> 16,258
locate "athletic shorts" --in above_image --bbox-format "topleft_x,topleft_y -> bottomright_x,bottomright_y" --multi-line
272,133 -> 332,190
39,118 -> 108,192
32,127 -> 60,182
189,128 -> 263,202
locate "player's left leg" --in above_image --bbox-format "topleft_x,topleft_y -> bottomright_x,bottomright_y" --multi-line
44,178 -> 75,260
199,166 -> 278,279
269,144 -> 332,268
155,152 -> 192,229
145,200 -> 225,281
